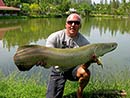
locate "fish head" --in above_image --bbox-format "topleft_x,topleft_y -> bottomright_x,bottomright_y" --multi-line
94,42 -> 118,57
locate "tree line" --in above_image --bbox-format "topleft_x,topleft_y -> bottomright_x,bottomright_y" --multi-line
3,0 -> 130,17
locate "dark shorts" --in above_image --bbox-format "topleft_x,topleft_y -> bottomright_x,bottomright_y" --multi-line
63,65 -> 80,81
46,66 -> 80,98
50,65 -> 80,81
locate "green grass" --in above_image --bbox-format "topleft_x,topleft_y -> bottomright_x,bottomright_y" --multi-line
0,71 -> 129,98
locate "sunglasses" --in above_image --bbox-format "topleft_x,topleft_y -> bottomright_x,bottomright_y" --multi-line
67,21 -> 80,25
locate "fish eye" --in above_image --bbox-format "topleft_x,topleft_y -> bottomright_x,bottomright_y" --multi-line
112,44 -> 114,47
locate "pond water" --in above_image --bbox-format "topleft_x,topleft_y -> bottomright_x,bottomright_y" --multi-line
0,17 -> 130,82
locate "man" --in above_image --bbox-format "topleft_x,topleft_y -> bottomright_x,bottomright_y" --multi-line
46,13 -> 90,98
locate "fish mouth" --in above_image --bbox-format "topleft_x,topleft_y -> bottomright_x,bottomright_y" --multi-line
111,42 -> 118,51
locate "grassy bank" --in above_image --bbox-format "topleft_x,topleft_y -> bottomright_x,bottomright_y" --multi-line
0,71 -> 129,98
0,16 -> 28,19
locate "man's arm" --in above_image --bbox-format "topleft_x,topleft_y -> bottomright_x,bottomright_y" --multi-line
46,32 -> 58,48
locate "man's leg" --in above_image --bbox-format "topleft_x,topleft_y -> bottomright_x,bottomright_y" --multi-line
76,65 -> 91,98
46,72 -> 66,98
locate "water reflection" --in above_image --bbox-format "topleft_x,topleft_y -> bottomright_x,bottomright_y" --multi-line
1,18 -> 66,49
0,17 -> 130,81
0,27 -> 12,40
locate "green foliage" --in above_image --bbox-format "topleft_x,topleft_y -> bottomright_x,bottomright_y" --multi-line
56,0 -> 71,14
4,0 -> 21,7
92,0 -> 130,16
29,3 -> 41,16
21,3 -> 30,15
117,2 -> 130,15
78,3 -> 92,16
2,0 -> 130,17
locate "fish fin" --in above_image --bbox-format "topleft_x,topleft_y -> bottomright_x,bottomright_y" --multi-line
92,54 -> 103,68
17,45 -> 40,51
97,58 -> 103,68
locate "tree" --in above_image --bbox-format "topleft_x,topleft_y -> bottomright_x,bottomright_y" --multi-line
21,3 -> 30,15
30,3 -> 41,15
4,0 -> 21,7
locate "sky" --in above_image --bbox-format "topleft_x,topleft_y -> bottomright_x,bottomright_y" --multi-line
92,0 -> 129,4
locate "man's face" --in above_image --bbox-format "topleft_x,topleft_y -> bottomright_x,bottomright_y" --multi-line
65,14 -> 81,37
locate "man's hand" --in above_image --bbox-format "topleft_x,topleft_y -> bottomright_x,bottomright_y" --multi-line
82,54 -> 103,69
36,61 -> 47,67
90,54 -> 103,68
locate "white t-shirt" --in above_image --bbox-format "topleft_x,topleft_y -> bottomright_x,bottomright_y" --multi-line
46,29 -> 90,48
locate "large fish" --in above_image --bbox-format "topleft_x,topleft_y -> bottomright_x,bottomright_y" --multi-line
14,42 -> 117,71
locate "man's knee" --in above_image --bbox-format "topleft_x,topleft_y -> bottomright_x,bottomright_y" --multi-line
85,69 -> 91,78
76,66 -> 91,78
